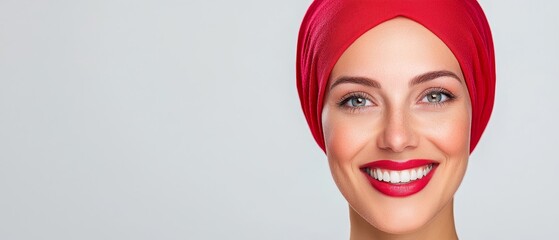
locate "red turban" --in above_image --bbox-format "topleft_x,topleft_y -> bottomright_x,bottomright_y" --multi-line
296,0 -> 495,153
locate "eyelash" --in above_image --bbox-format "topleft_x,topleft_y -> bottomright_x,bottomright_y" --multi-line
336,87 -> 457,112
337,92 -> 374,112
418,87 -> 457,106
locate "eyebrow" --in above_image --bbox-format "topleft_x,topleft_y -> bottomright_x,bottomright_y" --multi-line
329,70 -> 461,90
329,76 -> 381,89
408,70 -> 461,87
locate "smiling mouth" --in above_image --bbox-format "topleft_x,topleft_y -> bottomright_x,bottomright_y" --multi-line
363,164 -> 434,184
359,159 -> 438,197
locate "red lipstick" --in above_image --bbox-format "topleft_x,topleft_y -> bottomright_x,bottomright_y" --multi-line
360,159 -> 438,197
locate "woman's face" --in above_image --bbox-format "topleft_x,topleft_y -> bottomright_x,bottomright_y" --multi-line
322,18 -> 472,234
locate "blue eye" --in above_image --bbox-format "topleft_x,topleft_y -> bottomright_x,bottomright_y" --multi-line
421,90 -> 453,104
341,95 -> 373,108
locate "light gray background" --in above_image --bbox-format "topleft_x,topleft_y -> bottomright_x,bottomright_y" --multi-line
0,0 -> 557,239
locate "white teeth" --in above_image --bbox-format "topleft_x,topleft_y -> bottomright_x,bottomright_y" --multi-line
390,171 -> 400,183
365,164 -> 434,184
410,169 -> 417,180
400,170 -> 410,183
383,171 -> 390,182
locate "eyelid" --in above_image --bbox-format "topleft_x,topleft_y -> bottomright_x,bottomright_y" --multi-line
336,91 -> 376,112
337,91 -> 374,104
417,87 -> 456,105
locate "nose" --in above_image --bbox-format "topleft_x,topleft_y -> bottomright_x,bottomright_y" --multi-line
377,109 -> 418,153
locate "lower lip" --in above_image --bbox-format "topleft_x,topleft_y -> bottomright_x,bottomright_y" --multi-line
363,164 -> 437,197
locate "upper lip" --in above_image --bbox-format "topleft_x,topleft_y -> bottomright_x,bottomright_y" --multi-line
360,159 -> 438,171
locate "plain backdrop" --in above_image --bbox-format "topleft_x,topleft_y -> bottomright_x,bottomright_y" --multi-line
1,0 -> 558,239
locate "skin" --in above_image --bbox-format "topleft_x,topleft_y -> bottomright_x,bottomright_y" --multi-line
321,17 -> 472,239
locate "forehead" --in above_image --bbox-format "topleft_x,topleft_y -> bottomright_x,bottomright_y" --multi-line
330,17 -> 464,85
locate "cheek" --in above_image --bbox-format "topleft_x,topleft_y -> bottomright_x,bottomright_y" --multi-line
322,110 -> 375,166
443,90 -> 472,155
429,107 -> 471,201
432,112 -> 470,156
417,99 -> 472,159
418,101 -> 471,197
322,107 -> 378,202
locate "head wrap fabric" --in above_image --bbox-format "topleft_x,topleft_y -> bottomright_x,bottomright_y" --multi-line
296,0 -> 495,153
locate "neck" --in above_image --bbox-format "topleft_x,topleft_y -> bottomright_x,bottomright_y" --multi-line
349,199 -> 458,240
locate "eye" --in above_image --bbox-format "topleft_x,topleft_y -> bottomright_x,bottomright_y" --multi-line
420,89 -> 454,104
347,97 -> 370,107
338,93 -> 374,109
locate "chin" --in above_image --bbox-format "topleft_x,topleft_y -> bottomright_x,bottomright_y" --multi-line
348,189 -> 445,234
329,154 -> 467,235
371,215 -> 427,235
353,194 -> 449,234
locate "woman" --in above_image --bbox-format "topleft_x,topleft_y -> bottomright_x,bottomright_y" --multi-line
296,0 -> 495,239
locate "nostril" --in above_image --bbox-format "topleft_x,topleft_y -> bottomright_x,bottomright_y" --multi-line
377,118 -> 418,152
